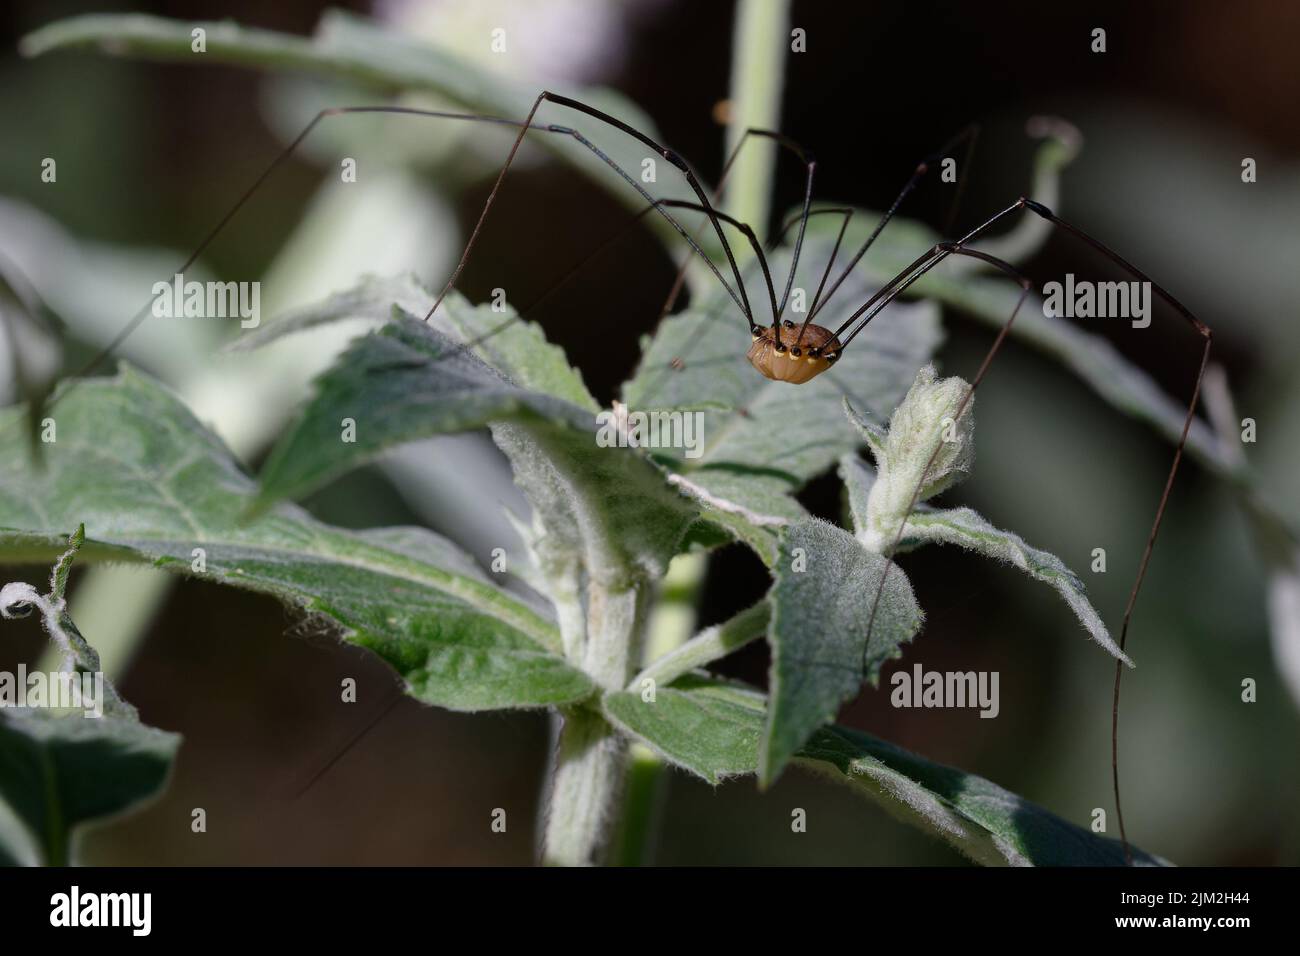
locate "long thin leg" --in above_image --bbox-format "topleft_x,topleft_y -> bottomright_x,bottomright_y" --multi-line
462,193 -> 813,398
771,206 -> 859,350
808,123 -> 980,324
861,246 -> 1033,702
757,131 -> 816,322
69,105 -> 532,383
854,199 -> 1213,865
658,127 -> 813,318
625,206 -> 854,411
833,241 -> 953,344
634,128 -> 821,407
684,126 -> 819,323
772,206 -> 856,313
460,199 -> 668,353
439,91 -> 784,332
416,125 -> 811,353
465,197 -> 773,355
653,199 -> 779,308
58,98 -> 775,405
446,124 -> 815,357
1015,201 -> 1212,867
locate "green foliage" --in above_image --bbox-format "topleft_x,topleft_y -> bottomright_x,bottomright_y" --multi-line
841,388 -> 1127,664
255,308 -> 700,603
606,676 -> 1162,866
903,507 -> 1127,664
0,710 -> 178,866
603,676 -> 764,784
0,370 -> 592,712
0,528 -> 179,865
5,7 -> 1226,867
0,260 -> 1161,864
798,724 -> 1164,867
19,10 -> 630,135
236,277 -> 601,412
764,519 -> 922,784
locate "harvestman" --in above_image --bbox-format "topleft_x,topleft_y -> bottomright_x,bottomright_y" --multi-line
62,90 -> 1213,864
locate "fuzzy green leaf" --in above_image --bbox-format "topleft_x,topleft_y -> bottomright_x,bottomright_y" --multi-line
668,469 -> 805,566
764,518 -> 923,784
903,506 -> 1130,665
2,534 -> 178,866
255,311 -> 592,507
797,723 -> 1164,866
237,279 -> 600,412
838,452 -> 878,541
603,675 -> 765,784
257,313 -> 698,580
0,368 -> 592,711
607,676 -> 1160,865
47,523 -> 84,604
840,398 -> 1126,664
0,710 -> 179,866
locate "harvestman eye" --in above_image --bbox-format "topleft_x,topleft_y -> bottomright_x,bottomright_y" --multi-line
60,90 -> 1213,868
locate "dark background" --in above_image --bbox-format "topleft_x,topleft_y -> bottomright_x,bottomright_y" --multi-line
1,0 -> 1297,865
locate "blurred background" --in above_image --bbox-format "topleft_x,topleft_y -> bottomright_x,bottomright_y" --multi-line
0,0 -> 1297,865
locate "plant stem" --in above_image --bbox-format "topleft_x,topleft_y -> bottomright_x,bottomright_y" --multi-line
640,552 -> 707,664
540,577 -> 650,864
633,598 -> 771,689
609,553 -> 707,865
542,708 -> 626,866
601,0 -> 793,867
37,564 -> 170,676
578,582 -> 650,691
609,742 -> 669,866
723,0 -> 792,240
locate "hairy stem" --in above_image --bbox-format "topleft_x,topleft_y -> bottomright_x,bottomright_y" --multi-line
579,582 -> 652,691
633,598 -> 770,689
542,708 -> 626,866
723,0 -> 791,240
541,577 -> 650,864
610,552 -> 707,865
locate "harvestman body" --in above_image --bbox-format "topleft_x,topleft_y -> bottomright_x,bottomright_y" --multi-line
64,89 -> 1214,865
747,321 -> 842,384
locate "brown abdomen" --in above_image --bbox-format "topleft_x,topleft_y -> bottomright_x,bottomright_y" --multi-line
746,322 -> 842,384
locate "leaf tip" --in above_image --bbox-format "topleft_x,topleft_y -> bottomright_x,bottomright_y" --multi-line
17,29 -> 49,59
1026,114 -> 1084,162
